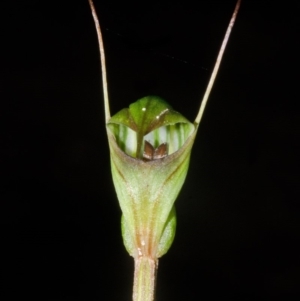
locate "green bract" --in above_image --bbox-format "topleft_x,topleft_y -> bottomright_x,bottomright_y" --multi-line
107,96 -> 197,258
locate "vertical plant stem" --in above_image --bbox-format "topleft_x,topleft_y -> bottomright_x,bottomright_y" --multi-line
133,257 -> 157,301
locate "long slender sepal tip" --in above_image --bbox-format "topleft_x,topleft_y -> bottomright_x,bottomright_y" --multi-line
195,0 -> 241,125
88,0 -> 111,123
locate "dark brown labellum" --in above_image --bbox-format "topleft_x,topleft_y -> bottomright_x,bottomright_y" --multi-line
143,140 -> 168,161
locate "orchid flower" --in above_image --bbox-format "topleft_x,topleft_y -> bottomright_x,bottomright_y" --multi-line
88,1 -> 241,300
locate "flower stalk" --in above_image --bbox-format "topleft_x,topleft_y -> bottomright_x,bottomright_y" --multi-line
88,0 -> 241,300
133,257 -> 157,301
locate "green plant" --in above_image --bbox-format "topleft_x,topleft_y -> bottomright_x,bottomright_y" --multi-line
88,1 -> 241,300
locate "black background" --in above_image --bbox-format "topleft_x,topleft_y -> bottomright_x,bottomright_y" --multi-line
1,0 -> 300,300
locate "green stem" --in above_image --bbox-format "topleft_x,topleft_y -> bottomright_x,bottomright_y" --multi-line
133,257 -> 157,301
